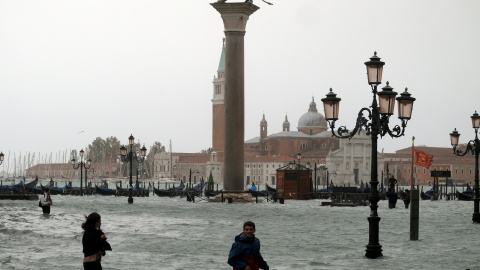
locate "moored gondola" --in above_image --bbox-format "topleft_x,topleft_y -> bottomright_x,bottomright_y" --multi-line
154,181 -> 185,197
95,185 -> 116,196
457,184 -> 473,201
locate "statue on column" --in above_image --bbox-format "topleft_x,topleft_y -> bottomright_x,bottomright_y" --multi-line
388,177 -> 397,191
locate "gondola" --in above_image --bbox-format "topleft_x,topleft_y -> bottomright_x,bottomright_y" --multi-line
95,185 -> 116,196
248,183 -> 268,197
153,186 -> 176,197
154,181 -> 185,197
186,180 -> 204,196
40,183 -> 65,195
116,185 -> 149,197
421,188 -> 439,200
204,189 -> 222,197
266,184 -> 276,192
133,184 -> 150,197
457,184 -> 473,201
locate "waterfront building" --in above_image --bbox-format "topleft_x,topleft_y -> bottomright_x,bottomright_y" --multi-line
384,146 -> 476,186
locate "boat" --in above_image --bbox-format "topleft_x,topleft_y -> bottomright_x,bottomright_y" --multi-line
186,179 -> 205,196
266,184 -> 276,192
421,185 -> 439,200
248,182 -> 269,197
153,181 -> 185,197
95,185 -> 116,196
133,184 -> 150,197
457,184 -> 473,201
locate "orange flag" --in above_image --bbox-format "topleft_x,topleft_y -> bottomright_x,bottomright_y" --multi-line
414,149 -> 434,169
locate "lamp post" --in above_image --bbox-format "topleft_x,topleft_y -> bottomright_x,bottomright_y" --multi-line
119,134 -> 147,204
71,149 -> 92,196
450,111 -> 480,223
321,52 -> 415,259
0,152 -> 4,165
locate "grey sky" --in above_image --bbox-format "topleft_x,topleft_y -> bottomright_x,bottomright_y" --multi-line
1,0 -> 479,165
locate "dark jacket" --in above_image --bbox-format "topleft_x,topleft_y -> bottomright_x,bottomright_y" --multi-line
83,227 -> 110,257
228,232 -> 269,270
386,191 -> 398,204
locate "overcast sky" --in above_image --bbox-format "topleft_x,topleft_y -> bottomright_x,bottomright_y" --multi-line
1,0 -> 479,166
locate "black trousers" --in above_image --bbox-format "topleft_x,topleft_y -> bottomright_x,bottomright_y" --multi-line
42,206 -> 50,214
84,260 -> 102,270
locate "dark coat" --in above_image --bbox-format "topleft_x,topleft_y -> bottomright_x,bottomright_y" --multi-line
228,232 -> 269,270
386,191 -> 398,204
83,227 -> 111,258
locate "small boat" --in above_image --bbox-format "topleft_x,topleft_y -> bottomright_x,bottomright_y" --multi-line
457,184 -> 473,201
248,183 -> 269,197
187,179 -> 205,196
40,183 -> 65,195
421,185 -> 439,200
95,185 -> 116,196
266,184 -> 276,192
153,181 -> 185,197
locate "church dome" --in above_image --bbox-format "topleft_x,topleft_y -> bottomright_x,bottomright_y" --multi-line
297,98 -> 327,128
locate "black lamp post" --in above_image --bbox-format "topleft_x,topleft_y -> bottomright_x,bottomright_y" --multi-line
71,149 -> 92,196
321,52 -> 415,259
119,134 -> 147,204
450,111 -> 480,223
0,152 -> 4,165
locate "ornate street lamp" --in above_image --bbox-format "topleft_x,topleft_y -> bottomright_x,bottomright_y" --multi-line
450,111 -> 480,223
0,152 -> 4,165
119,134 -> 147,204
321,52 -> 415,259
71,149 -> 92,196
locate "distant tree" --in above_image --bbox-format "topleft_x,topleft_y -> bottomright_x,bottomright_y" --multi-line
87,136 -> 122,163
200,147 -> 212,154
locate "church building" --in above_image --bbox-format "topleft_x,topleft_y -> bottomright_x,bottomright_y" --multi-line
153,40 -> 384,188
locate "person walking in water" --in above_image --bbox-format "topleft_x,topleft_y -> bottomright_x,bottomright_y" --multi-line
82,212 -> 111,270
40,187 -> 52,214
228,221 -> 269,270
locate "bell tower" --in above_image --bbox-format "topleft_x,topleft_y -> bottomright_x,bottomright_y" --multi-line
212,38 -> 226,152
260,114 -> 268,139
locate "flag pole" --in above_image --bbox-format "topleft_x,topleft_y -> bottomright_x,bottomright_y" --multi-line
411,136 -> 415,190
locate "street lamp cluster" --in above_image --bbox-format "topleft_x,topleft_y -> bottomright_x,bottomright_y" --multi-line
321,52 -> 416,259
450,111 -> 480,223
119,134 -> 147,204
71,149 -> 92,196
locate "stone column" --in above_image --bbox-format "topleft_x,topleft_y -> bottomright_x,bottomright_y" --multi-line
211,2 -> 259,192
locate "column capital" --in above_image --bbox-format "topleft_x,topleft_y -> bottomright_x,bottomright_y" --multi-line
211,2 -> 259,32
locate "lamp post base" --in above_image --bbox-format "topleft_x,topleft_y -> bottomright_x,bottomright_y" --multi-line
472,200 -> 480,223
365,244 -> 383,259
365,216 -> 383,259
128,188 -> 133,204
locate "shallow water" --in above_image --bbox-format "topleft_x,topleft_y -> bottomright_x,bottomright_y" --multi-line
1,193 -> 479,270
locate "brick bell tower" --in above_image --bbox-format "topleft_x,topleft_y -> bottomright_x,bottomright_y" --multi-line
212,38 -> 226,153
